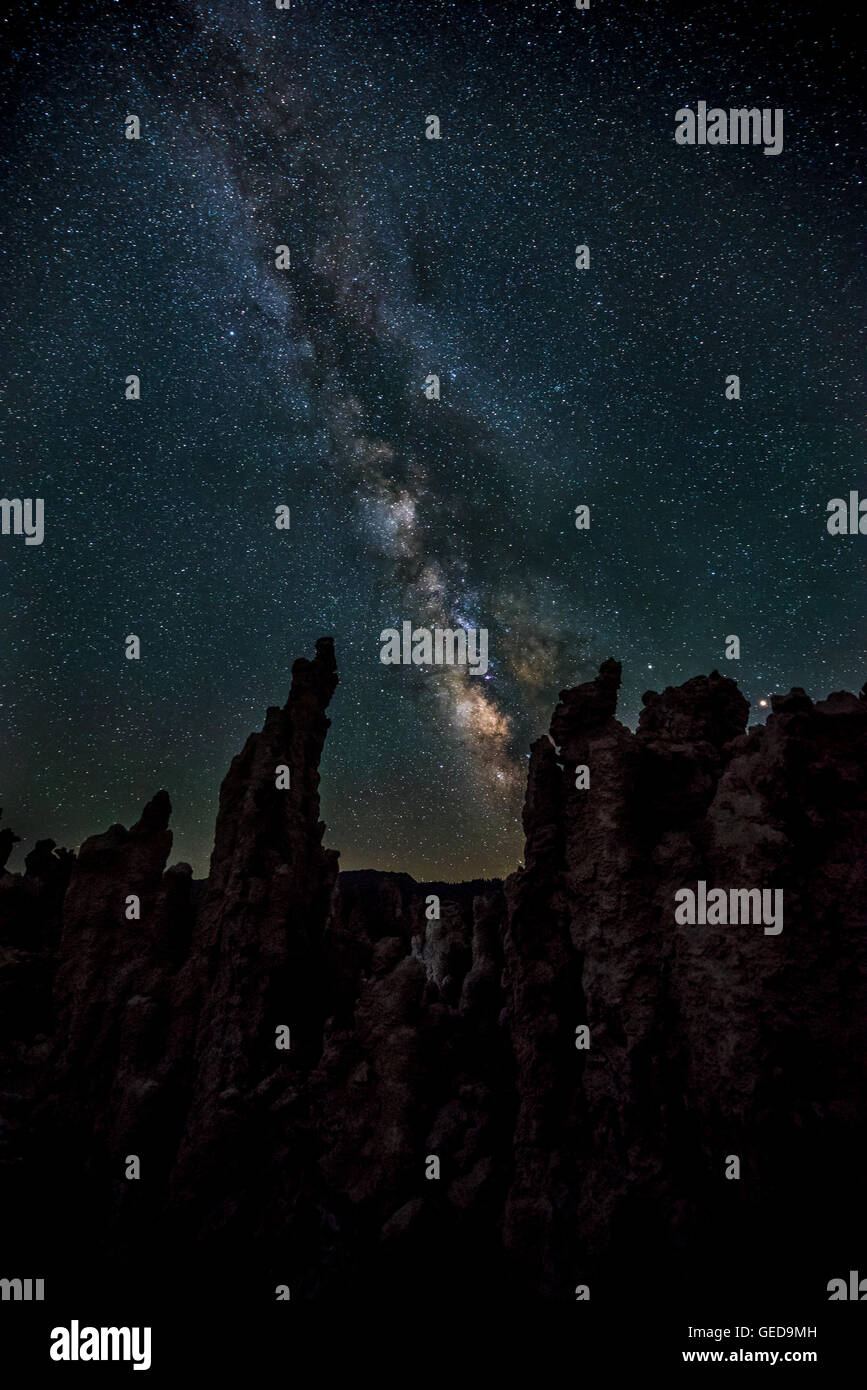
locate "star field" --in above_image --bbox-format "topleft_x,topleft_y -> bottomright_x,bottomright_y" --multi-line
1,0 -> 864,880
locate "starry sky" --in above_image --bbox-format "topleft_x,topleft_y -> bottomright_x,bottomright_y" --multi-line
1,0 -> 864,881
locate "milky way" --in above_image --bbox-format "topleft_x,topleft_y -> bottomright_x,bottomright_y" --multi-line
1,0 -> 864,879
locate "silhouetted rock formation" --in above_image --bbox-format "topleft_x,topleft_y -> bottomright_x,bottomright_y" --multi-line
0,809 -> 21,873
502,664 -> 867,1303
167,635 -> 340,1225
1,642 -> 866,1312
0,821 -> 71,1059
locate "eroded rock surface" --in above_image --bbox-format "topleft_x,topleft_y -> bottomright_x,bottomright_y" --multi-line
1,644 -> 865,1307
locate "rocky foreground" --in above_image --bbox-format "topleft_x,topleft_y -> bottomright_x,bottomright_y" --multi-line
2,639 -> 866,1308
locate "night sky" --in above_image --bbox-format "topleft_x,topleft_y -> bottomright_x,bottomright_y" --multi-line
1,0 -> 864,881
